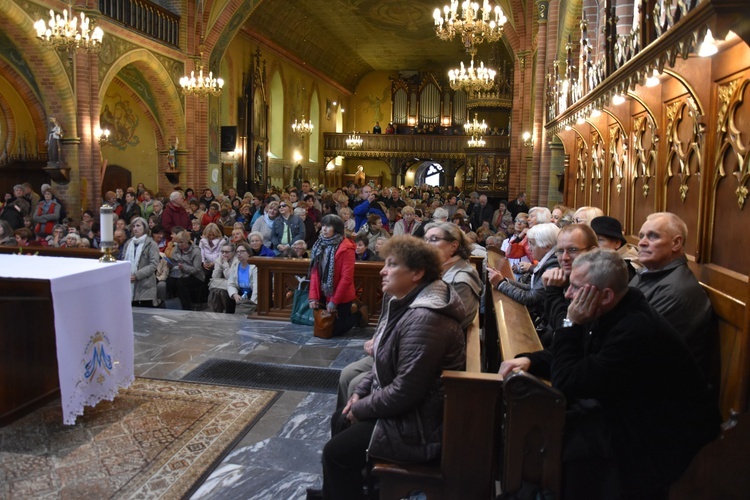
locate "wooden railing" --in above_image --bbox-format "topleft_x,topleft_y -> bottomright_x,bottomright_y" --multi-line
323,132 -> 510,160
249,257 -> 383,325
99,0 -> 179,47
250,255 -> 483,326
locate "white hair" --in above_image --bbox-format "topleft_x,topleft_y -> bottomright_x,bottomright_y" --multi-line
529,207 -> 552,223
169,191 -> 183,202
433,207 -> 449,221
527,223 -> 560,249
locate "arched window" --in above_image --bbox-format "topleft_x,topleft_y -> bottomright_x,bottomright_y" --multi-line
269,72 -> 283,158
309,89 -> 319,163
424,162 -> 444,186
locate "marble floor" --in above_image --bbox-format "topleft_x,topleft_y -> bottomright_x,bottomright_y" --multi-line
132,307 -> 374,500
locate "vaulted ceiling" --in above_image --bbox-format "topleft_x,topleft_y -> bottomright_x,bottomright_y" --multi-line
244,0 -> 518,91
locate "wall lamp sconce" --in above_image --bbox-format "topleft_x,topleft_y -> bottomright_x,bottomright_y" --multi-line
522,131 -> 533,148
94,126 -> 110,144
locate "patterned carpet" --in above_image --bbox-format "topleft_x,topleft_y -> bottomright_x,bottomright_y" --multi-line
0,378 -> 280,499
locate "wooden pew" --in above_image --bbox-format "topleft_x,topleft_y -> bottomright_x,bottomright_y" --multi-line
249,257 -> 383,326
484,247 -> 543,371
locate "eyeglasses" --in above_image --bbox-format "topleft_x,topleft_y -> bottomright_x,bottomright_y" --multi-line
235,249 -> 248,254
574,217 -> 585,224
514,219 -> 528,224
424,236 -> 448,243
555,246 -> 591,257
279,204 -> 288,208
220,250 -> 233,254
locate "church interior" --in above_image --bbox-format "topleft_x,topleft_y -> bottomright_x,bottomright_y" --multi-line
1,0 -> 750,498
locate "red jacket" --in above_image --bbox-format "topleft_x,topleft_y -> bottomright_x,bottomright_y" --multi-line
507,234 -> 535,263
161,202 -> 191,236
309,237 -> 357,305
201,211 -> 221,227
34,201 -> 59,236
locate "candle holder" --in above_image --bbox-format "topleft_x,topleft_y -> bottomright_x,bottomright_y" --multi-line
99,205 -> 117,263
99,243 -> 116,263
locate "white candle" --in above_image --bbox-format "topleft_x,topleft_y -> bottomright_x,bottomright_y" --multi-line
100,205 -> 114,243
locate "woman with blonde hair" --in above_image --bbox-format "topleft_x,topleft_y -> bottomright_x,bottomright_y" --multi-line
573,206 -> 604,226
199,222 -> 226,300
392,205 -> 418,236
251,200 -> 280,248
339,206 -> 355,232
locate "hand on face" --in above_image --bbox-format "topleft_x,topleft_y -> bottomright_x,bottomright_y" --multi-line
542,267 -> 567,288
566,284 -> 601,325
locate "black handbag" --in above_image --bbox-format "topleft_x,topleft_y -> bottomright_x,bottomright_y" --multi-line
290,280 -> 315,326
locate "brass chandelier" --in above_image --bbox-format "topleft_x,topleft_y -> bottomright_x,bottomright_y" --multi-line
448,55 -> 496,94
180,61 -> 224,97
433,0 -> 507,55
292,115 -> 314,137
345,133 -> 363,149
34,2 -> 103,52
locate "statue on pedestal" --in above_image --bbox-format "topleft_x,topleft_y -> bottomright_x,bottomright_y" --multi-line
46,116 -> 63,163
167,137 -> 179,170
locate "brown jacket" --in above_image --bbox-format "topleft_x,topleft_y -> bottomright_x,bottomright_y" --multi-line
352,280 -> 465,463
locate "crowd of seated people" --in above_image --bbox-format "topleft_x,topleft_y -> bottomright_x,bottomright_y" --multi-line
2,178 -> 722,498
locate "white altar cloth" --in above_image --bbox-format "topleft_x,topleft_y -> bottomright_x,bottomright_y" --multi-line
0,254 -> 134,424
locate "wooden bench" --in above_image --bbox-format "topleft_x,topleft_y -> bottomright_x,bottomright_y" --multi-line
250,257 -> 384,326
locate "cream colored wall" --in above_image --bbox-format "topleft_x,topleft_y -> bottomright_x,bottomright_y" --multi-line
0,74 -> 36,156
100,92 -> 158,190
352,71 -> 396,133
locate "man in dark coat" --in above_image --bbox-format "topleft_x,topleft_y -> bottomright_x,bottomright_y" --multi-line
470,194 -> 493,231
630,212 -> 713,368
0,196 -> 28,229
501,250 -> 720,498
507,192 -> 529,220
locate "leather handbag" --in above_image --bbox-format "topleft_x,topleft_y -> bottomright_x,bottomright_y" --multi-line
290,280 -> 314,326
313,309 -> 335,339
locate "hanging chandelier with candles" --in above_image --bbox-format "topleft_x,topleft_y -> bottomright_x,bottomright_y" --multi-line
292,116 -> 314,137
345,133 -> 363,149
467,135 -> 486,148
180,61 -> 224,97
434,0 -> 507,55
464,113 -> 488,137
34,3 -> 104,52
449,55 -> 496,94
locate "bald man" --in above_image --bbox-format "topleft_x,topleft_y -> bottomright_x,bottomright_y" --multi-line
630,212 -> 712,367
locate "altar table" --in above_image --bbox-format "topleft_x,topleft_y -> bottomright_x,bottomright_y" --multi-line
0,254 -> 134,425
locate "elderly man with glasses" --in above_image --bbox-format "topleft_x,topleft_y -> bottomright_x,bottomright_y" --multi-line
535,223 -> 599,345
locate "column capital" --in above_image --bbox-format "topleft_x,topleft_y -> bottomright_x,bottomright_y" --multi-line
535,1 -> 549,23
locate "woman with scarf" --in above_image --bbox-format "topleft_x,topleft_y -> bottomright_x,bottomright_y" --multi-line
391,205 -> 418,236
308,214 -> 365,337
33,188 -> 61,238
121,217 -> 160,306
251,200 -> 279,249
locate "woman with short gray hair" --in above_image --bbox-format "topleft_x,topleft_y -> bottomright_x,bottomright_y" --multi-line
488,222 -> 560,329
121,217 -> 160,306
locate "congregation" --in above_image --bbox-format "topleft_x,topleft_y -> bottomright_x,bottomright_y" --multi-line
0,178 -> 720,499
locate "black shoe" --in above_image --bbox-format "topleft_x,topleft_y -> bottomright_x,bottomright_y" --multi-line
305,488 -> 323,500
